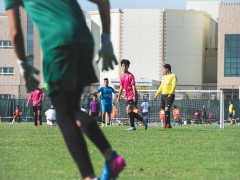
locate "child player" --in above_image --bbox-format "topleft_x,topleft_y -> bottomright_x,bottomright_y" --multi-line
118,59 -> 148,130
5,0 -> 125,179
160,108 -> 165,126
154,64 -> 177,128
11,106 -> 22,125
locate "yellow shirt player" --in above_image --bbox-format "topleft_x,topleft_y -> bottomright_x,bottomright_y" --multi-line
154,64 -> 177,128
228,101 -> 235,125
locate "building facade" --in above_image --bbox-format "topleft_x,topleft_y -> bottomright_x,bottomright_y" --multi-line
217,3 -> 240,99
90,9 -> 218,90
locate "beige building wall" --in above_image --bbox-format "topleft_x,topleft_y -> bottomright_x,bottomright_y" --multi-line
90,9 -> 218,90
186,0 -> 220,21
0,12 -> 21,98
0,9 -> 43,99
217,3 -> 240,96
90,9 -> 123,85
164,10 -> 217,89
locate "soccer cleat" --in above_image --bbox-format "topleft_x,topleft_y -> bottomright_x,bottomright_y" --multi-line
125,127 -> 136,131
163,123 -> 167,128
100,151 -> 126,180
167,124 -> 172,128
101,123 -> 105,127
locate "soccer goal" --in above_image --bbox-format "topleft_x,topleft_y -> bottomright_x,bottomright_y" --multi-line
113,90 -> 224,129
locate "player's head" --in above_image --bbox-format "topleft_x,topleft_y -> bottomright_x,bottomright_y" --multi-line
51,105 -> 54,109
104,78 -> 109,86
173,105 -> 177,109
81,105 -> 84,108
144,98 -> 147,102
16,106 -> 19,108
93,94 -> 97,100
113,103 -> 115,106
121,59 -> 130,72
229,101 -> 232,104
163,64 -> 171,74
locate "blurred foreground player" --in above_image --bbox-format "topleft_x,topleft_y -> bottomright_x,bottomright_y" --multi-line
5,0 -> 125,179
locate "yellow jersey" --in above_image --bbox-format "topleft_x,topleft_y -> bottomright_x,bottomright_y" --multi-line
229,104 -> 234,113
155,74 -> 177,96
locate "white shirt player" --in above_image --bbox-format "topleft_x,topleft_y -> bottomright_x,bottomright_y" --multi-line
45,109 -> 56,120
81,108 -> 88,114
141,102 -> 150,113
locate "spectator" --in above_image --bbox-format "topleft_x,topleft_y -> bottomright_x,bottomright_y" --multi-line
160,108 -> 165,126
201,106 -> 207,124
194,110 -> 201,124
228,101 -> 234,125
45,105 -> 57,126
89,95 -> 100,122
141,98 -> 150,125
11,106 -> 22,125
172,105 -> 181,126
232,109 -> 236,124
208,112 -> 213,124
111,103 -> 117,119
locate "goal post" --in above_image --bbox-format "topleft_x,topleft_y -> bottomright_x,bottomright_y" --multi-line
113,90 -> 224,129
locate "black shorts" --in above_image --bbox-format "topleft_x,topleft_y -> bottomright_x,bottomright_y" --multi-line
127,99 -> 138,106
33,106 -> 42,113
161,94 -> 175,109
228,113 -> 233,118
91,112 -> 99,118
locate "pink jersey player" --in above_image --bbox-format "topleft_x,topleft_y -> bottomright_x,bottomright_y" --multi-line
120,72 -> 138,101
27,88 -> 43,107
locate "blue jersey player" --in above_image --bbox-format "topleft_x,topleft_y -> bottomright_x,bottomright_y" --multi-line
92,78 -> 117,127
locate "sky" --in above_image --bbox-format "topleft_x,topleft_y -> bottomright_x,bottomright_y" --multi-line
0,0 -> 240,13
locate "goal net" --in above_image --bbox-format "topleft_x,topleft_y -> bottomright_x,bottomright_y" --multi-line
112,90 -> 224,128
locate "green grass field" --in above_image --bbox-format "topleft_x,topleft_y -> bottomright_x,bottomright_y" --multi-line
0,122 -> 240,180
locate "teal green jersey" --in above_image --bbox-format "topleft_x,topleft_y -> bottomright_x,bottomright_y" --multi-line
5,0 -> 93,55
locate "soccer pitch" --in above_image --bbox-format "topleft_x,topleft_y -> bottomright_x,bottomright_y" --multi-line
0,123 -> 239,180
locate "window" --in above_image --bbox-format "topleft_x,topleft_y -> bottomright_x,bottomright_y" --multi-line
224,34 -> 240,77
0,67 -> 14,76
0,40 -> 13,49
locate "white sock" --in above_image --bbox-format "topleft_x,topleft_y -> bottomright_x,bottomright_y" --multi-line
11,119 -> 15,124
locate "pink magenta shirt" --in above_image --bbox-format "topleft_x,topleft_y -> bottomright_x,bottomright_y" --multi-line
120,72 -> 138,100
27,89 -> 43,107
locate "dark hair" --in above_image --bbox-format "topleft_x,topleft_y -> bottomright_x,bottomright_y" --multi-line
163,64 -> 171,71
173,105 -> 177,108
104,78 -> 108,81
16,106 -> 19,108
93,94 -> 97,98
121,59 -> 130,67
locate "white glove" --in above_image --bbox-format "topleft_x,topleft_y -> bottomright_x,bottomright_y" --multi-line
17,55 -> 40,92
97,33 -> 118,71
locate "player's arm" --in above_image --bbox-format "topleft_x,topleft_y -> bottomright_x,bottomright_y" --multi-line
89,91 -> 99,96
88,0 -> 110,33
37,90 -> 43,105
169,75 -> 177,97
7,7 -> 25,60
88,0 -> 118,71
154,83 -> 162,100
118,85 -> 124,103
7,7 -> 39,91
132,84 -> 136,102
26,93 -> 33,107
